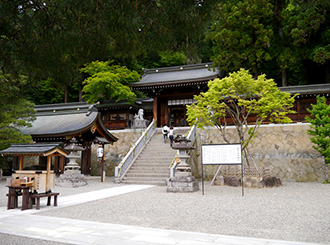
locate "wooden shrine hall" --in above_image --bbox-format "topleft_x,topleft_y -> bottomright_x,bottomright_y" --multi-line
17,102 -> 118,176
130,63 -> 223,127
130,62 -> 330,127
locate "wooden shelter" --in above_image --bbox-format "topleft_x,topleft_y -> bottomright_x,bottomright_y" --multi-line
0,143 -> 68,193
18,102 -> 118,175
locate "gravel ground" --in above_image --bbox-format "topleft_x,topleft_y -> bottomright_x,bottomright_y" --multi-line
1,177 -> 330,244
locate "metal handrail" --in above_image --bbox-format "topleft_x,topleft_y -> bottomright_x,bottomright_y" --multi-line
169,124 -> 197,178
115,119 -> 156,182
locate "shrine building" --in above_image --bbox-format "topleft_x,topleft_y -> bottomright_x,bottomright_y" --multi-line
17,102 -> 118,176
130,63 -> 223,127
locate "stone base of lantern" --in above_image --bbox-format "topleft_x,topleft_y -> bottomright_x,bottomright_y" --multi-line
56,170 -> 87,188
166,173 -> 199,193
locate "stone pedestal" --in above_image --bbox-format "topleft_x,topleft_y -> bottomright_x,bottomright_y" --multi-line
167,137 -> 199,192
56,171 -> 87,188
56,141 -> 87,188
132,119 -> 147,128
167,174 -> 199,192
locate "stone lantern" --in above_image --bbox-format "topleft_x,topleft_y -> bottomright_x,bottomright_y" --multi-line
56,138 -> 87,187
166,135 -> 199,192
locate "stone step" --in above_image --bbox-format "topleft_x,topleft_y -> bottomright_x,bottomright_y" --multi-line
121,129 -> 188,186
134,156 -> 174,160
133,158 -> 172,162
141,148 -> 173,151
128,170 -> 169,175
130,164 -> 169,168
125,172 -> 169,178
137,152 -> 174,156
122,176 -> 168,182
121,179 -> 167,186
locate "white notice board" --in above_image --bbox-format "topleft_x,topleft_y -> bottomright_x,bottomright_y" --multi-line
202,144 -> 242,165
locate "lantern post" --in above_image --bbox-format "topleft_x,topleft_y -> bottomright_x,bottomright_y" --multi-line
97,145 -> 105,182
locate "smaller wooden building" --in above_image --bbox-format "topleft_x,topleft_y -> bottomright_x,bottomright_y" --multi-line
0,143 -> 68,193
279,83 -> 330,122
18,102 -> 118,176
97,98 -> 153,130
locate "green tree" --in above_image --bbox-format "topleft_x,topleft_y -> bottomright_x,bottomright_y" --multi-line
81,61 -> 139,104
0,74 -> 35,151
23,78 -> 65,105
280,0 -> 330,84
207,0 -> 273,78
305,96 -> 330,183
186,69 -> 296,163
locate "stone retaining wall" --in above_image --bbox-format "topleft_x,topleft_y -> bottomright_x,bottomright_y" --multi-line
191,123 -> 325,182
91,124 -> 325,182
90,129 -> 144,176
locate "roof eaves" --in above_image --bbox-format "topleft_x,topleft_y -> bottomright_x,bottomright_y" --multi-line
143,62 -> 214,75
130,75 -> 217,88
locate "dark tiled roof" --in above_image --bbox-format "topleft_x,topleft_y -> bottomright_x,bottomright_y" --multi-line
279,84 -> 330,95
19,102 -> 118,142
97,99 -> 154,111
130,63 -> 222,88
0,143 -> 68,156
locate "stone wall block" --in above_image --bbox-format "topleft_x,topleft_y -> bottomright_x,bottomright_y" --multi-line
195,124 -> 326,182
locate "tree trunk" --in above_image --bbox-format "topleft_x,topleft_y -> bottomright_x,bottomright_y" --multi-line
282,68 -> 287,87
64,84 -> 69,103
79,86 -> 83,102
252,63 -> 258,79
325,62 -> 330,83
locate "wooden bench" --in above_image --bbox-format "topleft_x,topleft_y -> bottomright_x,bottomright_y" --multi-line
29,192 -> 59,210
6,186 -> 30,210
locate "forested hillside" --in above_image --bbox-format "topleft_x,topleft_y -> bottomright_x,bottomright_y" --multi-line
0,0 -> 329,105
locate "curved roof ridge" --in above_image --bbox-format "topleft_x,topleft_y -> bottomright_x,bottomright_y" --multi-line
143,62 -> 214,74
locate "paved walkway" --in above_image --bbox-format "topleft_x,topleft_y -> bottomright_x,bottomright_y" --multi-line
0,185 -> 317,245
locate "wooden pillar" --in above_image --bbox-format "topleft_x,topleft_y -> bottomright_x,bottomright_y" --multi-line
160,100 -> 168,126
12,156 -> 19,171
297,100 -> 301,122
46,156 -> 51,192
19,156 -> 24,170
54,156 -> 59,176
59,156 -> 65,174
86,143 -> 91,175
153,96 -> 158,121
81,141 -> 91,175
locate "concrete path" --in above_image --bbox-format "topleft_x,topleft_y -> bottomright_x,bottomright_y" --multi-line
0,185 -> 317,245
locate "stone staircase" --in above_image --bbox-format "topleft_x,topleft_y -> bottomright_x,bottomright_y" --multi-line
121,129 -> 188,185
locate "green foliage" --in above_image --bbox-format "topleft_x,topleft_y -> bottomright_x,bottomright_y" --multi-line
305,96 -> 330,165
305,96 -> 330,182
81,61 -> 139,104
207,0 -> 329,85
207,0 -> 274,77
186,69 -> 296,150
1,0 -> 329,104
23,78 -> 65,105
0,74 -> 35,151
278,0 -> 330,83
153,51 -> 187,68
